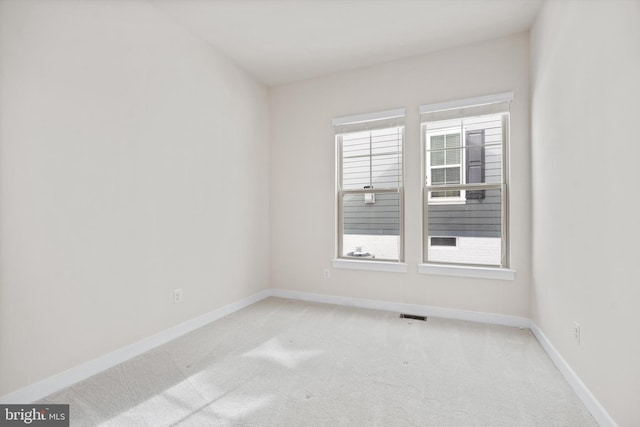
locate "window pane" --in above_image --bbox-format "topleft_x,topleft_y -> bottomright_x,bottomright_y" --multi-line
445,148 -> 460,165
425,114 -> 504,187
430,135 -> 445,166
445,133 -> 460,149
371,127 -> 402,155
342,156 -> 370,189
430,134 -> 445,149
431,150 -> 445,166
341,127 -> 403,190
342,192 -> 400,261
371,153 -> 402,188
444,134 -> 461,165
431,237 -> 457,247
427,129 -> 462,202
431,190 -> 461,198
430,166 -> 461,199
342,131 -> 370,157
445,167 -> 460,184
431,169 -> 445,185
431,167 -> 460,186
426,187 -> 502,266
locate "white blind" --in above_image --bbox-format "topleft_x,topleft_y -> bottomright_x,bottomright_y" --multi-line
333,108 -> 405,134
335,108 -> 405,191
340,126 -> 404,190
420,93 -> 512,122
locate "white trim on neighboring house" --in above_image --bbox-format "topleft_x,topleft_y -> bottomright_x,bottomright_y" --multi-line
425,126 -> 466,204
0,287 -> 619,427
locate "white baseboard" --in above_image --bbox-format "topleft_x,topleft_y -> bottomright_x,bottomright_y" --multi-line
530,322 -> 618,427
0,289 -> 271,404
273,288 -> 617,426
270,288 -> 531,329
1,287 -> 618,427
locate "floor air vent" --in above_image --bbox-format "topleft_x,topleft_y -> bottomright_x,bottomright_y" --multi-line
399,313 -> 427,321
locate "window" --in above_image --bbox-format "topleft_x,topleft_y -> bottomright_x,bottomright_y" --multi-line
426,129 -> 463,202
333,109 -> 404,262
430,237 -> 457,247
421,93 -> 512,267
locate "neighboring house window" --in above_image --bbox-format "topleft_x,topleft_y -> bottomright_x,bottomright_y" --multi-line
430,237 -> 457,247
426,129 -> 464,202
333,109 -> 405,262
421,93 -> 512,267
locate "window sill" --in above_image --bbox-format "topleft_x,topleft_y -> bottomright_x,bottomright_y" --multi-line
427,199 -> 466,206
418,263 -> 515,280
332,259 -> 408,273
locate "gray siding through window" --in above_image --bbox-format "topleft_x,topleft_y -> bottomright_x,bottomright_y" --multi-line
343,192 -> 400,235
340,125 -> 402,237
428,123 -> 502,239
342,135 -> 501,237
428,189 -> 501,238
341,116 -> 502,238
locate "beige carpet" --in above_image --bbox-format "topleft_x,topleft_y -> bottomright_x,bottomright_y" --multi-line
41,297 -> 597,426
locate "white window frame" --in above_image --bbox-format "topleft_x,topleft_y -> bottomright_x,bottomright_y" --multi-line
420,93 -> 513,270
333,109 -> 405,264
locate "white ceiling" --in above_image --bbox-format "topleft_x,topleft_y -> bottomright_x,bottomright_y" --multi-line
152,0 -> 542,86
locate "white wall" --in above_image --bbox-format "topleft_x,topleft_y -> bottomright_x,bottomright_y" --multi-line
270,33 -> 531,317
0,0 -> 270,396
530,1 -> 640,426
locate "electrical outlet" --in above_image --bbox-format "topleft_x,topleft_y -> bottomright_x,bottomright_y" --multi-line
323,269 -> 330,279
174,288 -> 183,304
573,321 -> 580,344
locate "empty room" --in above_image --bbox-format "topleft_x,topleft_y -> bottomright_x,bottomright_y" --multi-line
0,0 -> 638,426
